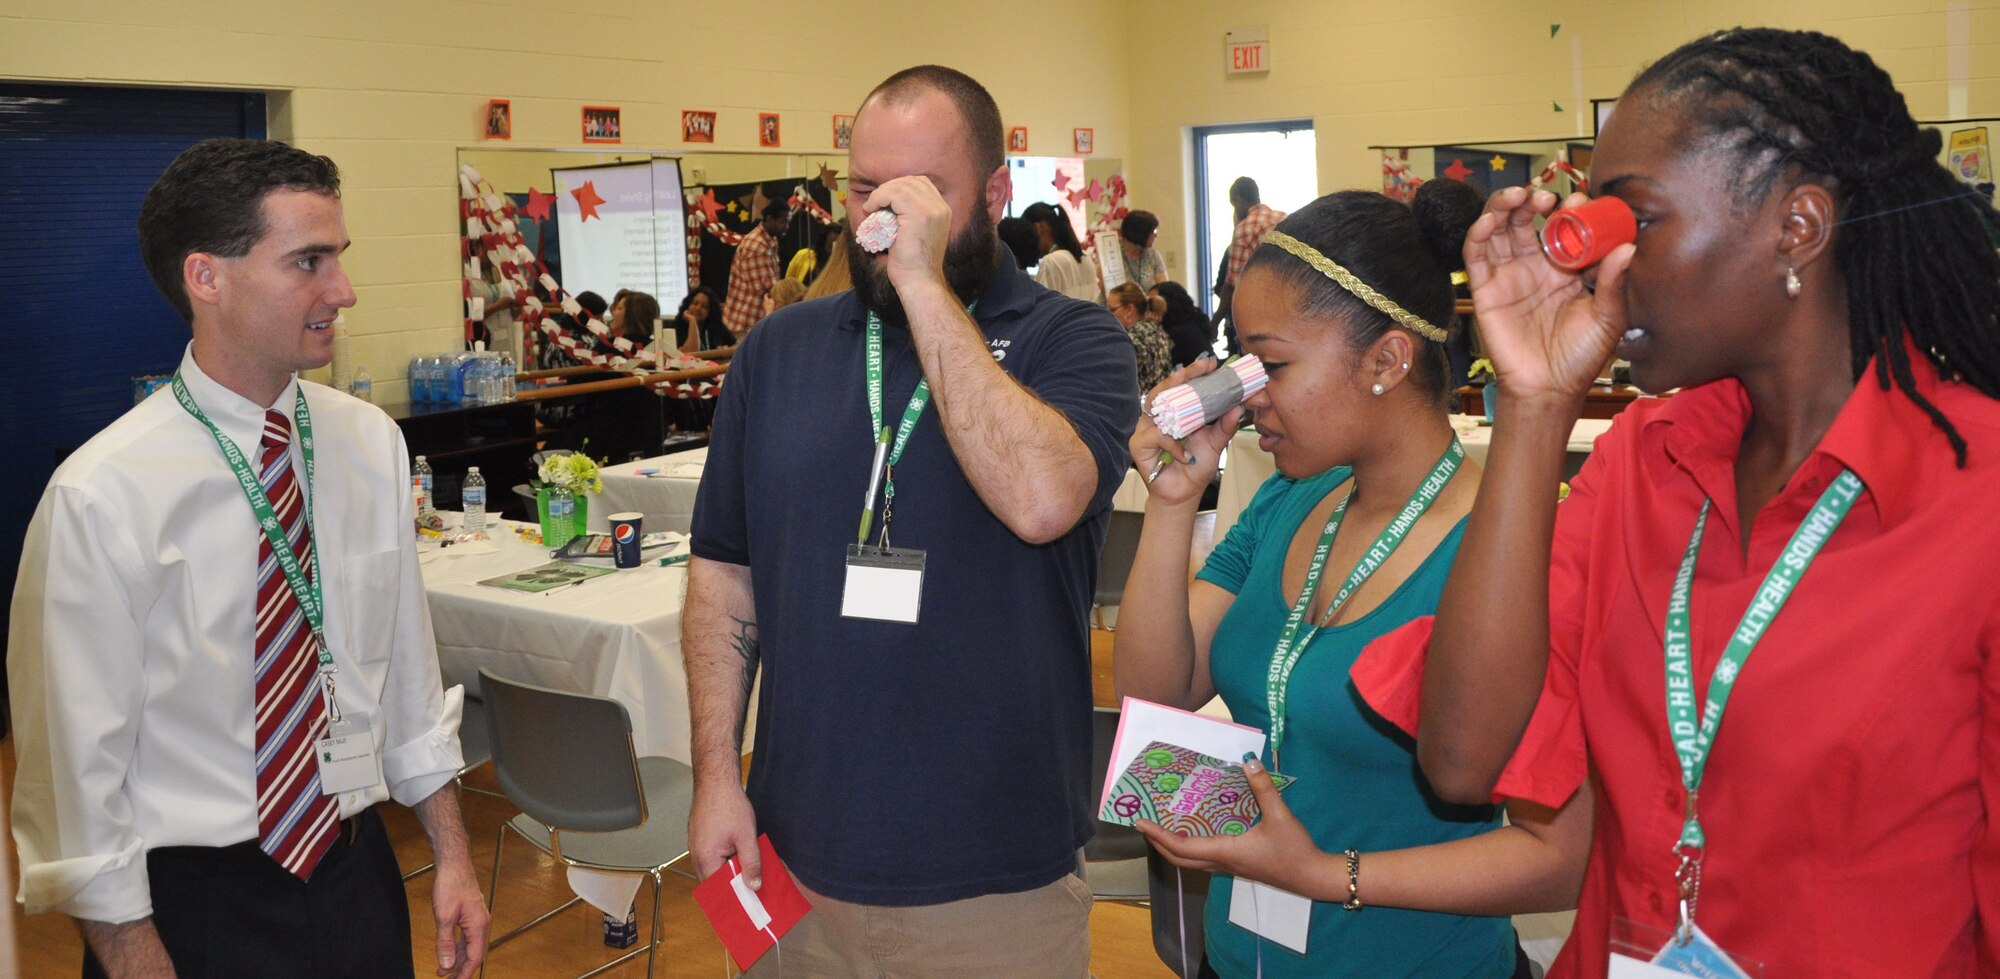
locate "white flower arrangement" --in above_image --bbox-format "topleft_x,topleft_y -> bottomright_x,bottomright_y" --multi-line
536,452 -> 605,494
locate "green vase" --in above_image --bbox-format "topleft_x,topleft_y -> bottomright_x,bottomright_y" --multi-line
536,486 -> 589,545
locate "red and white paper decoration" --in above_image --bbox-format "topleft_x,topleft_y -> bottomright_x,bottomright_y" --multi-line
457,163 -> 720,393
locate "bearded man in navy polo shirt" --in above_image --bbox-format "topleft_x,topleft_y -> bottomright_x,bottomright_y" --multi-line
683,65 -> 1138,977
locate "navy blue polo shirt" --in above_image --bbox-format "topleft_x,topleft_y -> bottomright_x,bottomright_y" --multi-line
690,257 -> 1138,906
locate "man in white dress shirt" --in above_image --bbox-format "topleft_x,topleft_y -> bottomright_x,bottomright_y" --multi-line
8,139 -> 488,977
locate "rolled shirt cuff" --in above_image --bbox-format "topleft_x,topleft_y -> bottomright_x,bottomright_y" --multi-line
19,835 -> 151,922
380,683 -> 466,809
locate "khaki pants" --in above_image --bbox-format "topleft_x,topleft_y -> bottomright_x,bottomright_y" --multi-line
744,873 -> 1093,978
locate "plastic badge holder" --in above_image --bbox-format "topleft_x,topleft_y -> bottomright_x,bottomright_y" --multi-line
1542,195 -> 1637,272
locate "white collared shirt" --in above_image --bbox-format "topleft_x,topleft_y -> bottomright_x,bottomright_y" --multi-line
8,346 -> 463,922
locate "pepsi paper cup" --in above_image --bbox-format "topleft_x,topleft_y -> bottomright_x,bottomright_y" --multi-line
609,512 -> 645,568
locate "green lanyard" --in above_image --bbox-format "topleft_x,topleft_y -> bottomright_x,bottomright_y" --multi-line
1662,467 -> 1862,937
172,375 -> 341,719
864,310 -> 931,498
861,307 -> 973,547
1264,438 -> 1463,761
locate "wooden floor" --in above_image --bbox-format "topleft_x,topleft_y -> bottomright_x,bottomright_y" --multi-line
7,512 -> 1219,978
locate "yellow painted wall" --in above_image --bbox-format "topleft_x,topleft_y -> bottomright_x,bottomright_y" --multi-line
7,0 -> 1995,399
1125,0 -> 2000,287
1,0 -> 1132,401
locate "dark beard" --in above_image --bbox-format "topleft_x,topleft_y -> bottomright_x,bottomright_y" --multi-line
846,207 -> 999,324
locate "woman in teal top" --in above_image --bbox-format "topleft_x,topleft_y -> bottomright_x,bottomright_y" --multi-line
1115,181 -> 1593,979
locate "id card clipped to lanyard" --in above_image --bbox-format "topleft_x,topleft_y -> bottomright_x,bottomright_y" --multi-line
173,376 -> 381,796
841,310 -> 943,623
1615,468 -> 1862,977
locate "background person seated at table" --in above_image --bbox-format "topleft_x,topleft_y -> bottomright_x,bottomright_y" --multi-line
538,289 -> 608,369
1118,180 -> 1592,979
762,278 -> 805,320
1107,281 -> 1173,393
1022,200 -> 1099,302
602,290 -> 659,358
671,285 -> 731,355
997,215 -> 1041,271
1151,280 -> 1217,368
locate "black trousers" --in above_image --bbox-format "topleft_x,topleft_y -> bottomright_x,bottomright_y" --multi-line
82,808 -> 413,979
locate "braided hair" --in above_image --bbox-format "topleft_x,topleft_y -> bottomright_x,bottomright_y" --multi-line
1631,28 -> 2000,464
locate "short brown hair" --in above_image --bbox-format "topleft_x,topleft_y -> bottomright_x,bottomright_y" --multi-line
862,65 -> 1005,177
137,139 -> 341,324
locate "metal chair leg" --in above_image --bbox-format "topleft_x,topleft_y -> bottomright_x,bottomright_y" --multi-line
646,869 -> 665,979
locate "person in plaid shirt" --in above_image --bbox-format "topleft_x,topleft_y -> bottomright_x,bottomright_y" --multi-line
722,199 -> 791,334
1213,177 -> 1285,354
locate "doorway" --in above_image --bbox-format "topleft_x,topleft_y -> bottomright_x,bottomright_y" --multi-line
1191,121 -> 1317,319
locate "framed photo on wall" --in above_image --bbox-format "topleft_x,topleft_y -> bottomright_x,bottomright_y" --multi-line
759,112 -> 782,148
1073,127 -> 1094,155
483,99 -> 511,140
583,105 -> 621,144
683,109 -> 716,144
1008,126 -> 1029,153
833,114 -> 855,149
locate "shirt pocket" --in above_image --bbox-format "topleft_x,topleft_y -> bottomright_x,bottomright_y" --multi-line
337,547 -> 401,666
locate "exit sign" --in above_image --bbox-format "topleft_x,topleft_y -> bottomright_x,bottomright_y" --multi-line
1226,26 -> 1269,74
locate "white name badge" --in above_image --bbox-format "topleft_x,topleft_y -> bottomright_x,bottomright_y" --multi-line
1611,918 -> 1759,979
1226,877 -> 1311,954
841,545 -> 926,623
316,717 -> 383,796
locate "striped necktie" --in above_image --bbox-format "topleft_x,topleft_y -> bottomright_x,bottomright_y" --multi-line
253,408 -> 340,879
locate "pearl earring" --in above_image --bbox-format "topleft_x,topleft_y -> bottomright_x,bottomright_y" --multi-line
1371,383 -> 1385,396
1400,362 -> 1410,370
1785,266 -> 1802,299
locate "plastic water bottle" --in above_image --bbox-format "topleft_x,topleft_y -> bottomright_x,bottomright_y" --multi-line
424,355 -> 446,403
412,455 -> 435,518
410,475 -> 428,525
451,353 -> 476,404
351,367 -> 372,403
497,353 -> 517,401
468,356 -> 488,405
462,466 -> 487,533
548,486 -> 574,548
483,355 -> 504,405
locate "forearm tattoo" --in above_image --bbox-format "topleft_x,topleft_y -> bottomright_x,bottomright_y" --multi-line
729,613 -> 759,705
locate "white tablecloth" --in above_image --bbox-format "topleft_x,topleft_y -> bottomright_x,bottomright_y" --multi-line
590,447 -> 709,534
1449,414 -> 1613,463
419,518 -> 720,764
1212,428 -> 1274,542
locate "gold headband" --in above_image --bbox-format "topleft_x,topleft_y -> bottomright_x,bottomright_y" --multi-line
1260,229 -> 1449,343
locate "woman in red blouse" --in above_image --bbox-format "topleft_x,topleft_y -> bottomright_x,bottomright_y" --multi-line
1356,28 -> 2000,978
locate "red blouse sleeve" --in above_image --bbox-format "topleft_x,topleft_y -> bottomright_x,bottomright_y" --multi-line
1350,436 -> 1618,810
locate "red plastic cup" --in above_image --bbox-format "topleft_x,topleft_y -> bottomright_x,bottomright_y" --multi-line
1541,196 -> 1636,272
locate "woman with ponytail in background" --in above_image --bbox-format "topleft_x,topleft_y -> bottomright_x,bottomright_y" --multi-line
1365,28 -> 2000,977
1120,177 -> 1594,979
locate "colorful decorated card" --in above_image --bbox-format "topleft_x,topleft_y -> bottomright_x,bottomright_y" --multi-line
1099,740 -> 1294,836
1098,696 -> 1269,816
